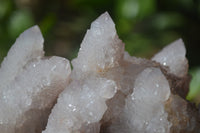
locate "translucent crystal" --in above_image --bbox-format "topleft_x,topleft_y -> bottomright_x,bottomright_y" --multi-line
43,12 -> 120,133
106,67 -> 171,133
0,26 -> 44,89
1,12 -> 199,133
0,26 -> 71,133
44,12 -> 200,133
152,39 -> 188,77
72,12 -> 124,74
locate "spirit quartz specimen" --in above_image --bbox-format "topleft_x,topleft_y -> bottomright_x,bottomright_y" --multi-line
0,26 -> 71,133
0,12 -> 200,133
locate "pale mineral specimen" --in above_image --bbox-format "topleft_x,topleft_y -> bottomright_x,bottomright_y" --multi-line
43,12 -> 121,133
0,26 -> 71,133
43,12 -> 200,133
152,39 -> 188,77
1,12 -> 200,133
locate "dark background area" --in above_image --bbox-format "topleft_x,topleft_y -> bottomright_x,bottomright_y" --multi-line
0,0 -> 200,68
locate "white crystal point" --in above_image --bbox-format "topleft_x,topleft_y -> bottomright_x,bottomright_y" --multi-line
0,26 -> 71,133
128,67 -> 171,133
133,67 -> 171,102
109,67 -> 171,133
0,25 -> 44,88
43,76 -> 117,133
152,39 -> 188,77
72,12 -> 124,73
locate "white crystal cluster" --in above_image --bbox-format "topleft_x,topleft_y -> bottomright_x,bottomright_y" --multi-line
0,26 -> 71,133
43,12 -> 188,133
43,12 -> 122,133
0,12 -> 196,133
107,67 -> 171,133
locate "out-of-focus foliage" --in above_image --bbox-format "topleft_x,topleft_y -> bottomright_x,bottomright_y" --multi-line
0,0 -> 200,99
187,68 -> 200,105
0,0 -> 34,62
8,10 -> 34,38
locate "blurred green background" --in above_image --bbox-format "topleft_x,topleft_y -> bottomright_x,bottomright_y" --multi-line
0,0 -> 200,103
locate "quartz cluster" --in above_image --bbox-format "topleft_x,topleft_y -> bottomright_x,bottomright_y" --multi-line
0,12 -> 199,133
0,26 -> 71,133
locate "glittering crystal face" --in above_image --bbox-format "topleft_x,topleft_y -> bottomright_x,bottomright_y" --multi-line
0,12 -> 199,133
